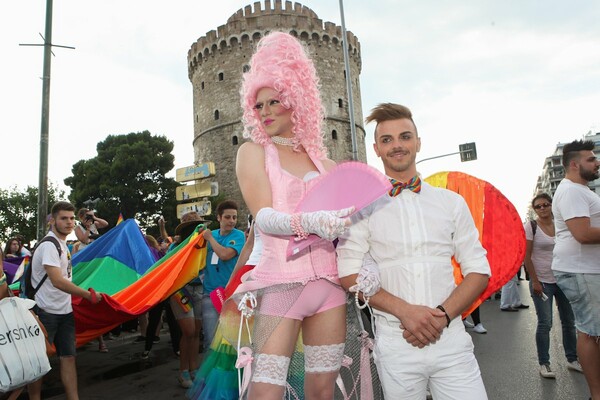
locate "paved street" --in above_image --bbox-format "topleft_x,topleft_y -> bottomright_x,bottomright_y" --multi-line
19,282 -> 590,399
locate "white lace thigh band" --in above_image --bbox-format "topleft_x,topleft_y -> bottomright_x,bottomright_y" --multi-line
251,353 -> 291,387
304,343 -> 345,373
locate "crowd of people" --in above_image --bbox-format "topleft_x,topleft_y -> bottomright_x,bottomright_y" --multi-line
2,31 -> 599,400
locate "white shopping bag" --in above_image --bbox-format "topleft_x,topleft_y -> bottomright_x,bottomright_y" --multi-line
0,297 -> 51,393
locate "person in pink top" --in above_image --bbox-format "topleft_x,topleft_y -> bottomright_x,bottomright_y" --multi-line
235,31 -> 352,399
524,193 -> 582,379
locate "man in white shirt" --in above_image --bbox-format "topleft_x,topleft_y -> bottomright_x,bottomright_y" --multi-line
28,201 -> 102,400
337,103 -> 491,399
551,139 -> 600,400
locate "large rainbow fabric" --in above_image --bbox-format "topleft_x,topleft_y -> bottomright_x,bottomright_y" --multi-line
72,222 -> 207,346
425,171 -> 526,315
71,219 -> 158,294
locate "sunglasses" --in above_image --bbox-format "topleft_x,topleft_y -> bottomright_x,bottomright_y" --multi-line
533,203 -> 551,210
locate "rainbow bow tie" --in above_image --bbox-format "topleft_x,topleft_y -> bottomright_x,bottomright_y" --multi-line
388,176 -> 422,197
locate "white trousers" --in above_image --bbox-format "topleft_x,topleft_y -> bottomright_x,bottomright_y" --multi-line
373,321 -> 488,400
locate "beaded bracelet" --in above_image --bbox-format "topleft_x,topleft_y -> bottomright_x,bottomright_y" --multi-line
291,213 -> 309,241
436,305 -> 451,327
0,272 -> 6,286
354,290 -> 370,310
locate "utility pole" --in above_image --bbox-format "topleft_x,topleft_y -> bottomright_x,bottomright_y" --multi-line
339,0 -> 358,161
20,0 -> 74,240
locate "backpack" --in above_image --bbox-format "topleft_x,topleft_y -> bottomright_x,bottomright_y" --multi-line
21,236 -> 62,300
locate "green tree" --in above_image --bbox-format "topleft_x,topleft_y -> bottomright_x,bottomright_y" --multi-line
64,131 -> 179,235
0,183 -> 66,246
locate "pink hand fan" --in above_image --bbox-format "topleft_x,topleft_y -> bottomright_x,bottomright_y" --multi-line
286,161 -> 392,258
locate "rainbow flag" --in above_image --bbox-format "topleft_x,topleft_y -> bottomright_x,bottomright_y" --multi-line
116,213 -> 124,225
71,219 -> 156,294
72,225 -> 207,346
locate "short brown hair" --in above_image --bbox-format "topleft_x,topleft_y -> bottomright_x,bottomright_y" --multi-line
216,200 -> 239,217
51,201 -> 75,218
366,103 -> 417,132
365,103 -> 415,124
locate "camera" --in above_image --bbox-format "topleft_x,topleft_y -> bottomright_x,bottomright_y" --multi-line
85,214 -> 94,222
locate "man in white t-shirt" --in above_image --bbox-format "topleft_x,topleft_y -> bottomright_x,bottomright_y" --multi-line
28,201 -> 102,400
551,139 -> 600,400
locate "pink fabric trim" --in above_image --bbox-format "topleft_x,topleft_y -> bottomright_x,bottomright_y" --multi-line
235,347 -> 254,397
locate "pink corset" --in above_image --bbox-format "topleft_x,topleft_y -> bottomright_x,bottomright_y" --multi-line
251,144 -> 339,284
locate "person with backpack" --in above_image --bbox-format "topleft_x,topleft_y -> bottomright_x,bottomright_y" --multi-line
523,193 -> 582,379
27,201 -> 102,400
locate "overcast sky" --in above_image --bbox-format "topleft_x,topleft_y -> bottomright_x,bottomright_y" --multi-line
2,0 -> 599,219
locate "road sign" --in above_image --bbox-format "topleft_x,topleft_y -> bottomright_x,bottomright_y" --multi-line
176,181 -> 219,201
177,182 -> 210,200
459,142 -> 477,162
176,200 -> 211,219
176,163 -> 216,183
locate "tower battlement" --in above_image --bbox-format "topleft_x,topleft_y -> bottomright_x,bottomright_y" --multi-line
188,1 -> 360,79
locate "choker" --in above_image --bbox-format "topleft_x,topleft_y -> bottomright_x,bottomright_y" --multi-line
271,136 -> 295,146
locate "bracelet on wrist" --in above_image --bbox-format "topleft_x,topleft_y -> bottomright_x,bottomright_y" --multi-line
291,213 -> 309,241
436,304 -> 451,327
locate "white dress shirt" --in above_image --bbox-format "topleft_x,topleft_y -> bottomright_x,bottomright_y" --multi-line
337,181 -> 491,329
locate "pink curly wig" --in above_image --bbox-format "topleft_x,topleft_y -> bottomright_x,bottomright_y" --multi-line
240,31 -> 327,159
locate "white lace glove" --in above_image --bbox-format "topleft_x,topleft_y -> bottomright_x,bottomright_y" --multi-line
349,254 -> 381,297
255,207 -> 354,241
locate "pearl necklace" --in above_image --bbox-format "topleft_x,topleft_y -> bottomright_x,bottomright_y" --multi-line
271,136 -> 295,146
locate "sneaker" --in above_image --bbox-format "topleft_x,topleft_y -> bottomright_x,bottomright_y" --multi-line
463,319 -> 474,328
134,335 -> 146,343
178,370 -> 193,388
515,304 -> 530,309
501,306 -> 519,312
153,336 -> 161,344
539,364 -> 556,379
567,360 -> 583,373
473,323 -> 487,334
141,350 -> 150,360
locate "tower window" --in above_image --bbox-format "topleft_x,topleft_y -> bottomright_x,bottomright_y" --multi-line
243,65 -> 250,73
232,135 -> 239,145
201,81 -> 205,90
214,110 -> 220,120
338,99 -> 343,108
218,72 -> 224,81
332,130 -> 338,140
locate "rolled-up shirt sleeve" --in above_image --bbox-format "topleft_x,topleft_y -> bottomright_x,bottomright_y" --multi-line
451,195 -> 491,277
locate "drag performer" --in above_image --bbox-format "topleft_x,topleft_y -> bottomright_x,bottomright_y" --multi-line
233,31 -> 352,399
